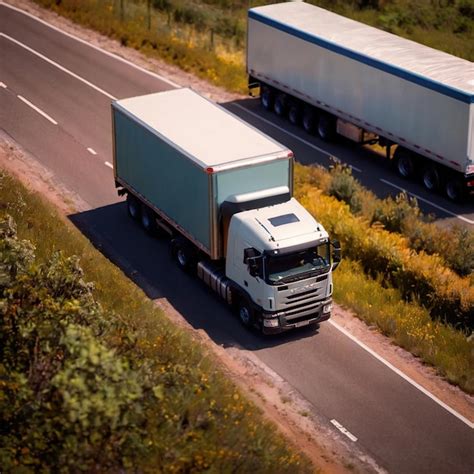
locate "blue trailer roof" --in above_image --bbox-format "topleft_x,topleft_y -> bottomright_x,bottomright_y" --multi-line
249,2 -> 474,104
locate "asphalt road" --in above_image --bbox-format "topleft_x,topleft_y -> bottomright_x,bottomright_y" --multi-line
1,5 -> 473,473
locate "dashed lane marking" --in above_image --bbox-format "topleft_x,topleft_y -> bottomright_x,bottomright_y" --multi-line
232,103 -> 363,173
0,82 -> 7,88
104,161 -> 113,169
330,419 -> 358,442
17,95 -> 58,125
1,3 -> 180,89
87,147 -> 97,155
1,33 -> 117,101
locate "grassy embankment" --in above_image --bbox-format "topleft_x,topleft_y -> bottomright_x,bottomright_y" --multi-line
33,0 -> 473,93
0,170 -> 312,471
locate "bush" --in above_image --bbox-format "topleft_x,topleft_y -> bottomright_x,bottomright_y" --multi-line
328,159 -> 363,213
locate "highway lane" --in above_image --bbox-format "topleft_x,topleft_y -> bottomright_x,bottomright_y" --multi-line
1,4 -> 473,473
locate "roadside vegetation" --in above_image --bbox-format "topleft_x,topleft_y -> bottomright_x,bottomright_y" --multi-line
0,170 -> 311,472
294,162 -> 474,393
34,0 -> 473,92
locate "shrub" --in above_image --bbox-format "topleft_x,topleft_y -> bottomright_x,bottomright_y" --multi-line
327,159 -> 363,213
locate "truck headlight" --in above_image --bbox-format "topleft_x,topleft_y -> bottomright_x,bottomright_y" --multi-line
323,303 -> 332,314
263,318 -> 279,328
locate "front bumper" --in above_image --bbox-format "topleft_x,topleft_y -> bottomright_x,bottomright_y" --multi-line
260,300 -> 332,335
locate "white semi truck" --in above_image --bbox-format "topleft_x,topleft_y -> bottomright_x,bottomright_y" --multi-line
112,88 -> 341,334
247,2 -> 474,201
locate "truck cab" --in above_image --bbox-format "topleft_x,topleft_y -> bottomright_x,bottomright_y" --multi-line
226,198 -> 339,334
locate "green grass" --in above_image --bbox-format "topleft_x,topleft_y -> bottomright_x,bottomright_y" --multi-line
334,260 -> 474,393
32,0 -> 473,94
0,169 -> 313,472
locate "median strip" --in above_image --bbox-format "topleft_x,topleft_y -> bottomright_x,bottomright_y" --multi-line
17,95 -> 58,125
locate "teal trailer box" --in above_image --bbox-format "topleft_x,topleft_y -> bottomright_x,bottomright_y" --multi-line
112,88 -> 292,259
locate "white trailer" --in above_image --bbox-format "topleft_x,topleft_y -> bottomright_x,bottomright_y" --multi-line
247,1 -> 474,201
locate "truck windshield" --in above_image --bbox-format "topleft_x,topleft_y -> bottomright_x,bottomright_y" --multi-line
265,244 -> 330,284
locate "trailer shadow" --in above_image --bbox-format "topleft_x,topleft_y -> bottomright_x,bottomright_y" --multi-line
69,202 -> 320,351
222,98 -> 474,216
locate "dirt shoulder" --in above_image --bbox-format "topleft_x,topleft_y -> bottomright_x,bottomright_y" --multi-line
2,0 -> 473,469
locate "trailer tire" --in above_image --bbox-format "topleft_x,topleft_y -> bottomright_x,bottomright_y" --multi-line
288,102 -> 301,125
140,204 -> 158,235
127,194 -> 141,220
274,93 -> 287,117
302,107 -> 316,133
445,176 -> 464,202
260,86 -> 274,111
317,113 -> 336,141
394,147 -> 416,179
421,165 -> 440,191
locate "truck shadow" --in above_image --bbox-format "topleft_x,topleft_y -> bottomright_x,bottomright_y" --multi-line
69,202 -> 320,351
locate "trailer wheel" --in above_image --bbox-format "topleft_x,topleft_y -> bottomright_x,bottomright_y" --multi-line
445,176 -> 464,202
302,107 -> 316,133
421,165 -> 440,191
127,194 -> 141,220
317,113 -> 336,141
288,102 -> 301,125
273,93 -> 287,117
140,204 -> 158,235
260,86 -> 274,111
394,147 -> 416,179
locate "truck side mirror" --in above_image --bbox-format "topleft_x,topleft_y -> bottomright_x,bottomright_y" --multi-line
331,239 -> 341,271
247,257 -> 259,278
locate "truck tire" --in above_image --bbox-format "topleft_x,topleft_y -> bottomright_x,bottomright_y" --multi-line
273,93 -> 287,117
127,194 -> 141,220
421,165 -> 440,191
238,299 -> 254,328
288,102 -> 301,125
260,86 -> 274,111
302,107 -> 316,133
140,204 -> 158,235
171,238 -> 196,273
445,176 -> 464,202
317,113 -> 336,141
394,147 -> 416,179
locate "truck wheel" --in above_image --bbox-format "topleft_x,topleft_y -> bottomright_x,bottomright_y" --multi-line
273,94 -> 287,117
302,107 -> 316,133
127,194 -> 141,220
317,113 -> 336,141
238,300 -> 254,328
394,147 -> 416,179
421,165 -> 440,191
288,102 -> 301,125
140,204 -> 158,235
260,86 -> 274,111
445,176 -> 463,202
171,238 -> 196,273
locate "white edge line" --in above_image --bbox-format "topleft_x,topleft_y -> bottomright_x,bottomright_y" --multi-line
17,95 -> 58,125
1,2 -> 181,89
0,81 -> 7,88
232,103 -> 363,173
87,147 -> 97,155
330,419 -> 358,442
1,32 -> 117,101
329,319 -> 474,429
104,161 -> 114,169
380,179 -> 474,225
5,4 -> 472,428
